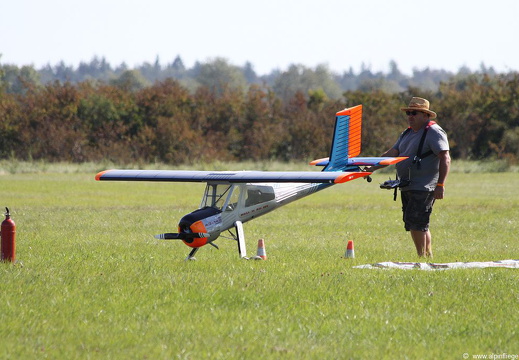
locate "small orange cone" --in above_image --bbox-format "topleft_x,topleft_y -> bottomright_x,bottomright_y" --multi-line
255,238 -> 267,260
345,240 -> 355,258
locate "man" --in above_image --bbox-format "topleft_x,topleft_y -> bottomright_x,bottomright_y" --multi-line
368,97 -> 451,257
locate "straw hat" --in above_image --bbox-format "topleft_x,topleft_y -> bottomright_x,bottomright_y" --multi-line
401,97 -> 437,119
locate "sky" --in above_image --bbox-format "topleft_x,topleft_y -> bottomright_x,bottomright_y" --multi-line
1,0 -> 519,76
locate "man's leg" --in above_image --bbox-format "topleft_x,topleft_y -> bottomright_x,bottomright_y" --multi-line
411,230 -> 425,256
425,230 -> 432,257
403,191 -> 435,257
411,229 -> 432,257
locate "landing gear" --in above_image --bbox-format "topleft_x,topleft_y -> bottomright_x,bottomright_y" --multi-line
184,221 -> 248,260
185,247 -> 199,261
234,221 -> 248,259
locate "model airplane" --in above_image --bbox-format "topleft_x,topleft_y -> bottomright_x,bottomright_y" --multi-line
95,105 -> 406,260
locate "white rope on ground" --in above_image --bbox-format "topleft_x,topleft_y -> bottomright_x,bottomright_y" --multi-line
353,259 -> 519,270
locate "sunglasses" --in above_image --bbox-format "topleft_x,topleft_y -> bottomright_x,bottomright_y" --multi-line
406,111 -> 420,116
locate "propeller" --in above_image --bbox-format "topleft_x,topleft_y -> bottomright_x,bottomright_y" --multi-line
154,232 -> 210,240
155,232 -> 219,250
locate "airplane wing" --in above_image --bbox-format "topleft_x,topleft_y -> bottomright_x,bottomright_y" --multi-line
95,169 -> 371,184
310,157 -> 407,167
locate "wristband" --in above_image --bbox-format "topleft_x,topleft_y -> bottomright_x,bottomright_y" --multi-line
436,183 -> 445,187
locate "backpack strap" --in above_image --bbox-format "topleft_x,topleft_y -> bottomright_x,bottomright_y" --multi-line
401,121 -> 436,169
414,120 -> 436,169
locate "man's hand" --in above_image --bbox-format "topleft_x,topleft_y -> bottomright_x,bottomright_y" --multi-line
434,185 -> 445,199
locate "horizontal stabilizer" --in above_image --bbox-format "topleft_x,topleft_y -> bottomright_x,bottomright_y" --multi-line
311,157 -> 408,167
309,157 -> 330,166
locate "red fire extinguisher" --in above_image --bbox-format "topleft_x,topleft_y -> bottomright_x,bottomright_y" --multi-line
1,207 -> 16,262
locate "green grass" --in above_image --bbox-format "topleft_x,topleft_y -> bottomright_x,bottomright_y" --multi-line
1,167 -> 518,359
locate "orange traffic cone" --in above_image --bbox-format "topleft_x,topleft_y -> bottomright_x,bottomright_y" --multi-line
345,240 -> 355,258
255,238 -> 267,260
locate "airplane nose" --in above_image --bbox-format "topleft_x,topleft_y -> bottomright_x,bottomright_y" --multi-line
180,220 -> 209,247
177,207 -> 222,248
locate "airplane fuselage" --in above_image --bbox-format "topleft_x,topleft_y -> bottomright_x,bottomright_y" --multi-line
177,181 -> 334,247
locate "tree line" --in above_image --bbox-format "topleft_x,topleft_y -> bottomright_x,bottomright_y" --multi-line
0,58 -> 518,165
1,55 -> 503,100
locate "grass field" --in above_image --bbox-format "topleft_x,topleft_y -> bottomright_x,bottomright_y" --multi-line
1,163 -> 518,359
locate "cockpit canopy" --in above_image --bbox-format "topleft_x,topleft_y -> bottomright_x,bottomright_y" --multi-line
200,183 -> 276,211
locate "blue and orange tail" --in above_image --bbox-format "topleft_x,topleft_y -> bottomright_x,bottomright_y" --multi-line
311,105 -> 362,172
310,105 -> 407,172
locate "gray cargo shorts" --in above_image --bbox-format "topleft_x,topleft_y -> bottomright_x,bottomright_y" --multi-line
400,190 -> 435,232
